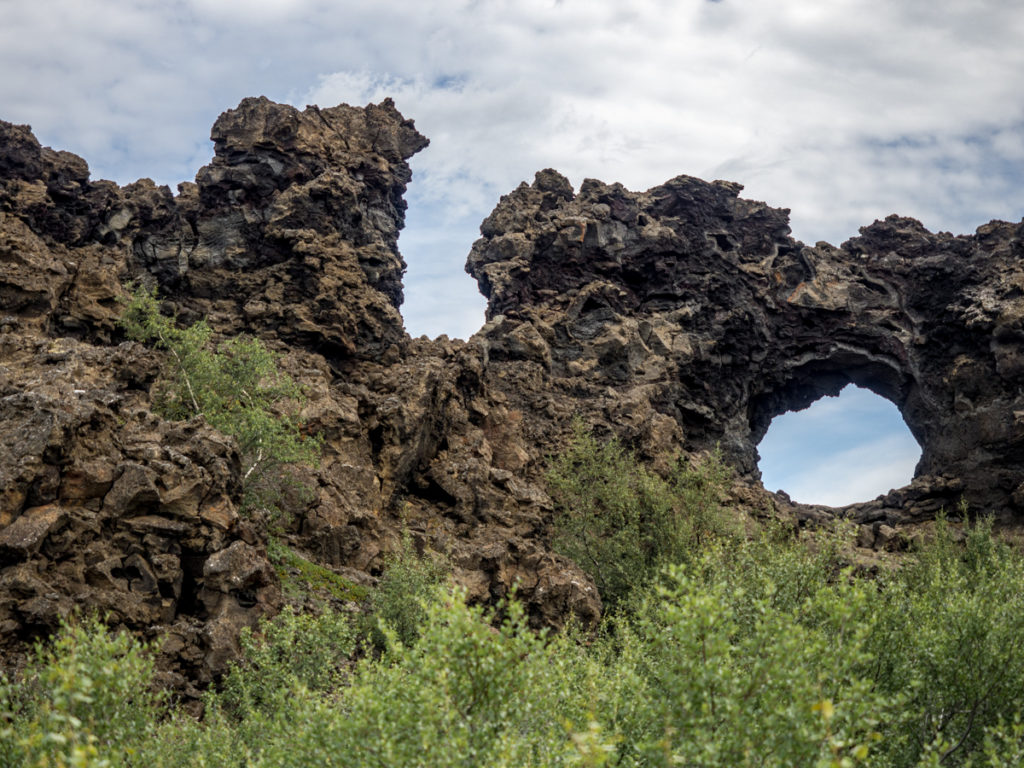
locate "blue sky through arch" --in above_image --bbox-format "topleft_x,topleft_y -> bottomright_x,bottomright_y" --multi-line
757,385 -> 921,507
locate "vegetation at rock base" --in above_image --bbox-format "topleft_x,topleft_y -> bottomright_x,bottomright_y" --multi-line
363,530 -> 449,650
268,539 -> 369,604
547,419 -> 736,609
5,431 -> 1024,766
119,285 -> 322,521
0,616 -> 164,767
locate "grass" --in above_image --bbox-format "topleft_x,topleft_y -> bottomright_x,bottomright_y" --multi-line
267,539 -> 368,604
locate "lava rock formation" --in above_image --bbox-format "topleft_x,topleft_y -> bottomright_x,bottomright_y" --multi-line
2,96 -> 1023,687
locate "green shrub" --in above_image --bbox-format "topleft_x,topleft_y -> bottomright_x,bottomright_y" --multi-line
119,286 -> 322,520
866,515 -> 1024,766
133,607 -> 359,768
217,606 -> 357,721
546,420 -> 734,608
366,531 -> 449,650
0,617 -> 162,768
620,541 -> 892,767
969,718 -> 1024,767
167,589 -> 607,768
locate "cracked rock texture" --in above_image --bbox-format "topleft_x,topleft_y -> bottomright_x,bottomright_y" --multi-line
2,96 -> 1024,687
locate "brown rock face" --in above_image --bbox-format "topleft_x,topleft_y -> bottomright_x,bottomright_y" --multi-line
0,97 -> 600,689
129,96 -> 429,359
2,96 -> 1024,688
0,330 -> 274,687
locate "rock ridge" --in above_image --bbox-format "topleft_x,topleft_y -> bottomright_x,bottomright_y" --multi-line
3,96 -> 1024,690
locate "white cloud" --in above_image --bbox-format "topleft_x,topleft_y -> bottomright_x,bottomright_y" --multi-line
297,0 -> 1024,335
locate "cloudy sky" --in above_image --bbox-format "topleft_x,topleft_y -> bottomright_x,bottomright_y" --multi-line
3,0 -> 1020,504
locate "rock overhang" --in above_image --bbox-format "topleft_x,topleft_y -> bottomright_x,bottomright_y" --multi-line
467,167 -> 1024,516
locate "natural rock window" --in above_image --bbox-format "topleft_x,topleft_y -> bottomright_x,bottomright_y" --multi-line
757,385 -> 921,507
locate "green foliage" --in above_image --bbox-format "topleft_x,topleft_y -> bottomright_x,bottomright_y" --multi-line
546,420 -> 734,608
217,606 -> 357,722
0,617 -> 163,768
268,539 -> 368,603
623,541 -> 892,767
137,520 -> 1024,768
7,458 -> 1024,766
969,718 -> 1024,767
319,591 -> 577,767
134,607 -> 361,768
142,589 -> 612,768
865,514 -> 1024,766
366,531 -> 449,649
119,286 -> 322,519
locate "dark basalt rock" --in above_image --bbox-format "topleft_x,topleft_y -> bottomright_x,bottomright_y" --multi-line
2,97 -> 1024,691
129,97 -> 429,361
466,171 -> 1024,525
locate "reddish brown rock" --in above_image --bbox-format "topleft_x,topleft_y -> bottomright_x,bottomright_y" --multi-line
129,96 -> 429,360
0,504 -> 67,559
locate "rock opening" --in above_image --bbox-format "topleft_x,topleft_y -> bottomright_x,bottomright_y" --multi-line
758,385 -> 921,507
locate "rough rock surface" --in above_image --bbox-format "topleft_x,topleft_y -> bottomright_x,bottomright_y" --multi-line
465,171 -> 1024,531
2,96 -> 1024,688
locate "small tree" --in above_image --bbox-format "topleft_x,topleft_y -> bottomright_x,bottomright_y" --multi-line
367,531 -> 449,650
546,420 -> 733,609
119,286 -> 322,518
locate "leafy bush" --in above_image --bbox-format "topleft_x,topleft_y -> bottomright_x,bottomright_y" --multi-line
0,617 -> 163,768
866,515 -> 1024,766
366,531 -> 449,649
546,420 -> 734,608
8,453 -> 1024,766
142,588 -> 613,768
119,286 -> 322,519
217,606 -> 357,721
620,540 -> 891,767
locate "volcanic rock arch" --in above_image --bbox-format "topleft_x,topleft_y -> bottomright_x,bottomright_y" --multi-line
746,350 -> 923,475
466,169 -> 1024,524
